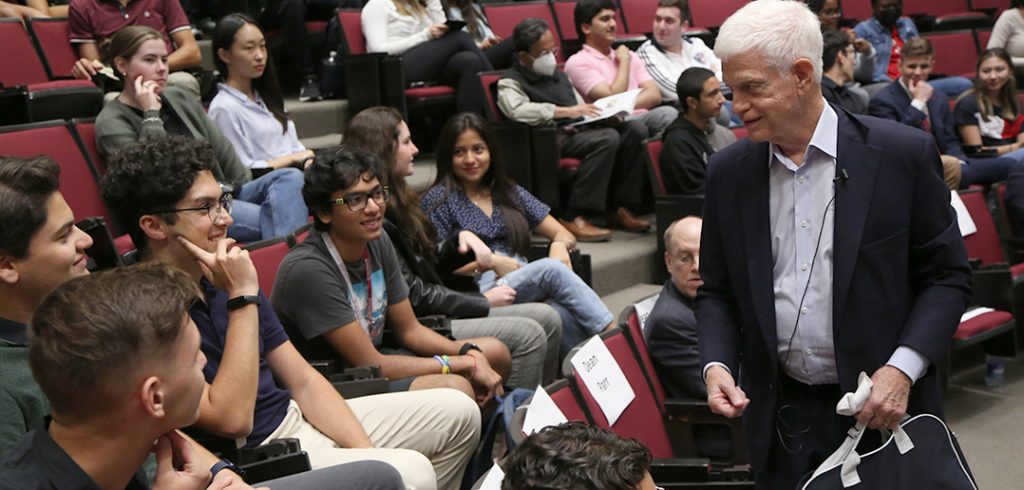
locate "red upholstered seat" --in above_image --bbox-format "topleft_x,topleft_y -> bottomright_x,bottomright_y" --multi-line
923,31 -> 979,78
405,85 -> 457,99
842,0 -> 873,22
245,238 -> 291,295
26,17 -> 78,80
689,0 -> 748,29
114,235 -> 135,256
645,139 -> 666,194
485,1 -> 565,62
977,29 -> 992,52
559,157 -> 581,172
545,378 -> 591,423
955,310 -> 1014,340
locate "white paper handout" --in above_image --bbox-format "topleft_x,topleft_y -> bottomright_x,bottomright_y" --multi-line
961,307 -> 994,323
567,89 -> 641,128
632,294 -> 660,336
478,464 -> 505,490
570,335 -> 635,425
950,191 -> 977,237
522,385 -> 569,436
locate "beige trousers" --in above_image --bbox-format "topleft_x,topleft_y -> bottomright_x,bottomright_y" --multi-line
260,389 -> 480,490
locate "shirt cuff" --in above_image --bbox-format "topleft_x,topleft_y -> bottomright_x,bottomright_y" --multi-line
911,99 -> 927,112
251,160 -> 269,169
702,362 -> 732,384
886,346 -> 930,384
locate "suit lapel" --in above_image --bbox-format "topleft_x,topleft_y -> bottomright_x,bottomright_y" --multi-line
832,110 -> 881,325
740,144 -> 779,353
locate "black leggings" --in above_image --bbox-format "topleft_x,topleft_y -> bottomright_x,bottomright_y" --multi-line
402,31 -> 492,115
483,37 -> 515,70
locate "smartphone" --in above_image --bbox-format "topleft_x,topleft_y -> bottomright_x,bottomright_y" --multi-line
444,19 -> 467,32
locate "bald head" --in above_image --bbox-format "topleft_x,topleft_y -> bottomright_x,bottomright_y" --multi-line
664,217 -> 702,299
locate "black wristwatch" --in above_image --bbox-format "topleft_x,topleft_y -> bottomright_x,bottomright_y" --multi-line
226,294 -> 262,310
210,458 -> 245,478
459,343 -> 483,356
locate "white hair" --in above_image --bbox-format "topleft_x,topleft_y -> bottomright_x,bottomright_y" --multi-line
714,0 -> 823,80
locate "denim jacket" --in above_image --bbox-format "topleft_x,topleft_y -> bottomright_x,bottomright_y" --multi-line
853,16 -> 919,82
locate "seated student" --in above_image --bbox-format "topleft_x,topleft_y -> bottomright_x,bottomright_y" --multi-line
68,0 -> 201,95
954,49 -> 1024,161
96,26 -> 307,242
807,0 -> 876,85
209,15 -> 317,173
272,145 -> 510,400
421,114 -> 615,355
868,37 -> 1020,191
659,68 -> 725,195
100,136 -> 481,490
499,18 -> 650,239
342,106 -> 563,387
0,156 -> 93,454
500,422 -> 656,490
645,217 -> 703,400
0,263 -> 406,490
988,2 -> 1024,79
565,0 -> 678,136
442,0 -> 515,70
821,29 -> 869,115
853,0 -> 972,98
362,0 -> 491,115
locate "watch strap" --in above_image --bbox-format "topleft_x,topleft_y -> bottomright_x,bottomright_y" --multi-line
226,294 -> 262,310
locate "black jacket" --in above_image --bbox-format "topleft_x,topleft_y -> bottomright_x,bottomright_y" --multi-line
660,115 -> 714,195
383,219 -> 490,318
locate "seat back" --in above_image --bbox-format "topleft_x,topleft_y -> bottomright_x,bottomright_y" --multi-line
644,137 -> 667,195
337,10 -> 367,55
841,0 -> 874,22
245,237 -> 292,295
689,0 -> 747,29
617,303 -> 669,412
904,0 -> 972,17
970,0 -> 1006,14
485,1 -> 565,62
478,71 -> 506,122
70,118 -> 105,175
0,19 -> 49,86
922,31 -> 979,77
544,378 -> 592,424
976,28 -> 992,52
0,120 -> 116,232
617,0 -> 659,35
26,18 -> 77,80
565,329 -> 675,458
959,188 -> 1006,265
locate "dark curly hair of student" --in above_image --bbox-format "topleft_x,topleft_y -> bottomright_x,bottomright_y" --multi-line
100,136 -> 215,254
213,13 -> 291,134
501,422 -> 652,490
0,155 -> 61,259
303,145 -> 385,231
428,112 -> 531,256
343,106 -> 437,258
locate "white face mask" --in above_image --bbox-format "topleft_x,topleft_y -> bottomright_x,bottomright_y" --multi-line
530,52 -> 557,76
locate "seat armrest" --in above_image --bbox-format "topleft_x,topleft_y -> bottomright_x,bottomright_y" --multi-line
342,52 -> 388,116
237,438 -> 311,484
649,457 -> 711,483
972,268 -> 1014,312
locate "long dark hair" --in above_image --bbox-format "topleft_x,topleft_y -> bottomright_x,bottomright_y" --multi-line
971,48 -> 1020,122
212,13 -> 290,134
443,0 -> 486,40
343,106 -> 437,257
429,113 -> 531,256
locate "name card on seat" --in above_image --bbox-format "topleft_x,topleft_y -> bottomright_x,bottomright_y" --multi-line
522,385 -> 568,436
571,335 -> 635,425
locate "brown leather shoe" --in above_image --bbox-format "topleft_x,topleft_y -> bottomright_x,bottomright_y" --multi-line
558,216 -> 611,242
607,207 -> 651,233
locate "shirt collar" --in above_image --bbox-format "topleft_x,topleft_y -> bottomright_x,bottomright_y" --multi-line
0,316 -> 27,346
217,83 -> 263,106
768,101 -> 838,168
581,43 -> 615,61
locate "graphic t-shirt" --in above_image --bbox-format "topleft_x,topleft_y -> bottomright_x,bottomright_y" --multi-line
954,92 -> 1024,147
271,229 -> 409,364
886,27 -> 905,80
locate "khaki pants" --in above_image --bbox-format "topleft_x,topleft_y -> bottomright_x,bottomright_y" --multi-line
260,389 -> 480,490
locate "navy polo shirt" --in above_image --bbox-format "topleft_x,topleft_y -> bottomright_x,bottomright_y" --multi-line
0,418 -> 148,489
189,279 -> 292,448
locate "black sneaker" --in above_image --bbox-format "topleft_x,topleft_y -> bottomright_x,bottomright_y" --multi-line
299,75 -> 322,102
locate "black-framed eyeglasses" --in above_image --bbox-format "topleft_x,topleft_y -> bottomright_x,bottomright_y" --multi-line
331,186 -> 389,212
150,194 -> 233,223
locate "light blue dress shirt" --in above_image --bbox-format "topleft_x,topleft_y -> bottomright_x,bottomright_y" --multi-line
208,83 -> 306,170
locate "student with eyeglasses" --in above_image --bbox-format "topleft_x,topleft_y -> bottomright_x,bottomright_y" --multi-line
272,144 -> 510,404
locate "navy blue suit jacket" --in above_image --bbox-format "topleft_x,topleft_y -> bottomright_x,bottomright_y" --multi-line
696,106 -> 972,475
645,281 -> 705,400
868,81 -> 966,159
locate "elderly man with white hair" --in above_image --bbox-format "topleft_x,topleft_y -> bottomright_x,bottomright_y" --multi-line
695,1 -> 972,487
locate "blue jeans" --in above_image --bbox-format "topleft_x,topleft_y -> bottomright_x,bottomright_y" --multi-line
930,77 -> 972,99
960,156 -> 1018,188
479,257 -> 612,355
228,167 -> 308,241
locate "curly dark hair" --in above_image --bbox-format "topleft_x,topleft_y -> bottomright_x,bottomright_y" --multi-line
501,422 -> 653,490
0,156 -> 61,259
303,145 -> 384,231
100,136 -> 214,254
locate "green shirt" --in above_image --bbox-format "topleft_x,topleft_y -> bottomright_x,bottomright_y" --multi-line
0,318 -> 48,456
